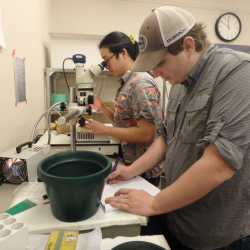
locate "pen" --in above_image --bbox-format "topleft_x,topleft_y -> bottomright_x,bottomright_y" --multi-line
107,156 -> 120,184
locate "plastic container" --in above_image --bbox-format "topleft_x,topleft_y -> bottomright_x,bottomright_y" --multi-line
0,213 -> 29,250
37,151 -> 111,222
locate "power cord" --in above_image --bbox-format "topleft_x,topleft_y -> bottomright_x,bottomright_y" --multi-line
97,75 -> 106,96
62,58 -> 72,92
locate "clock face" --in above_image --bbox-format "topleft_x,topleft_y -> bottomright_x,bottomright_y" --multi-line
215,13 -> 241,42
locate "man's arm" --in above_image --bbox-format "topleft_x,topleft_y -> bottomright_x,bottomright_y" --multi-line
152,143 -> 235,214
108,135 -> 167,182
106,144 -> 236,216
90,95 -> 115,122
99,105 -> 115,123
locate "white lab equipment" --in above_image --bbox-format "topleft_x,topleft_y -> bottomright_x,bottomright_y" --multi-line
0,213 -> 29,250
58,54 -> 111,150
0,144 -> 50,185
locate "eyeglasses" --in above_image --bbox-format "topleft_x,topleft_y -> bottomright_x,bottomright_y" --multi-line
103,54 -> 116,67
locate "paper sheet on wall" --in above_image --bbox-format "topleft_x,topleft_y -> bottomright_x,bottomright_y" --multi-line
101,176 -> 160,212
0,0 -> 6,47
13,55 -> 26,104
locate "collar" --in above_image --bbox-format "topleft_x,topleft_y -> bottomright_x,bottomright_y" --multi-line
181,44 -> 217,89
118,71 -> 134,85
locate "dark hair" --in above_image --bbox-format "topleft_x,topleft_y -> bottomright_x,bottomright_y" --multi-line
99,31 -> 139,61
168,23 -> 210,55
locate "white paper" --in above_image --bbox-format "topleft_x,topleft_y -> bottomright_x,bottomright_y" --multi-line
101,176 -> 160,212
29,234 -> 50,250
0,1 -> 6,47
79,228 -> 102,250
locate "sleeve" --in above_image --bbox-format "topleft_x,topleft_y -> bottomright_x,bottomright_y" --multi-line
131,76 -> 162,126
197,63 -> 250,170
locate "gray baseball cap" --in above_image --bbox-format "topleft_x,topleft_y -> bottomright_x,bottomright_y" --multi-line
131,6 -> 196,72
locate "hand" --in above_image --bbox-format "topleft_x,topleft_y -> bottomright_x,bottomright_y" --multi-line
106,165 -> 135,184
90,96 -> 104,111
105,188 -> 155,216
83,119 -> 109,135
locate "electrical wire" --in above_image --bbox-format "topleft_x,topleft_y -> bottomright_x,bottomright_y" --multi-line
97,75 -> 106,96
62,58 -> 72,92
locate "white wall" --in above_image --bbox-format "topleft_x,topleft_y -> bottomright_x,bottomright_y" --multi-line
50,35 -> 103,69
0,0 -> 51,153
51,0 -> 250,44
50,0 -> 250,111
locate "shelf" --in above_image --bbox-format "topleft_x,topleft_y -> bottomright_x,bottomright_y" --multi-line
44,68 -> 112,77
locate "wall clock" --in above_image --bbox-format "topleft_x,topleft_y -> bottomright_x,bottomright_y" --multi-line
215,12 -> 241,42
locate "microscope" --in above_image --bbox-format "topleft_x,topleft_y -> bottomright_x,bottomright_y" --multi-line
58,54 -> 109,150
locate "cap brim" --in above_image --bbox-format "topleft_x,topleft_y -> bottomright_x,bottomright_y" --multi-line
131,47 -> 168,72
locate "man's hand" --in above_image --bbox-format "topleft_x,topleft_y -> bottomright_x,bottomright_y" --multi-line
105,188 -> 156,216
107,165 -> 136,184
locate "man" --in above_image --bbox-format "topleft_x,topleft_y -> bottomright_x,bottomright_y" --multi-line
105,6 -> 250,250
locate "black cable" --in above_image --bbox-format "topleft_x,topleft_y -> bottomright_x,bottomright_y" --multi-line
62,58 -> 72,92
97,75 -> 106,96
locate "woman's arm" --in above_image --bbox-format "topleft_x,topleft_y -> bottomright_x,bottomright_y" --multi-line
84,117 -> 157,143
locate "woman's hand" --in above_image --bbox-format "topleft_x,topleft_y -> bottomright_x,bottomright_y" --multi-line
83,119 -> 109,135
90,96 -> 104,111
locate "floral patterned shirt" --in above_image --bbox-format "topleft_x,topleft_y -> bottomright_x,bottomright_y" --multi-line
114,71 -> 162,178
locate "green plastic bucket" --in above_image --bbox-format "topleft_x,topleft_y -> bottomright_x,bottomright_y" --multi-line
37,151 -> 111,222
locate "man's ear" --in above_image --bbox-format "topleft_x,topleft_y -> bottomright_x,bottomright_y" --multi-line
183,36 -> 195,52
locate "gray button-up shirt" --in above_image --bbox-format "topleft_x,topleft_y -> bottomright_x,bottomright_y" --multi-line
162,44 -> 250,249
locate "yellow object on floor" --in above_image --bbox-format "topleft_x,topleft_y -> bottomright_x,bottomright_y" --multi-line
45,230 -> 78,250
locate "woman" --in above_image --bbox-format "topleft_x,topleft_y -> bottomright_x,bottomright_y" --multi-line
84,31 -> 162,186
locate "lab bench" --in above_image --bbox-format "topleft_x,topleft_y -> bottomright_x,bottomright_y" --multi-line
0,183 -> 170,249
0,132 -> 141,240
0,181 -> 145,239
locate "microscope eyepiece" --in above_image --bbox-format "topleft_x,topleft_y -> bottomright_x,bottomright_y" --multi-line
100,61 -> 107,69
